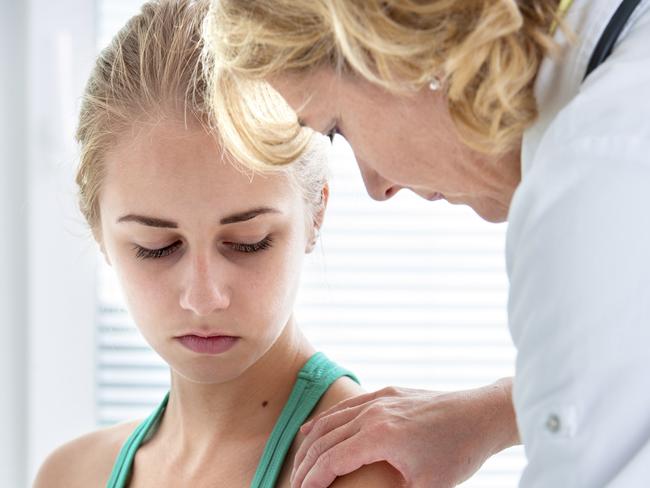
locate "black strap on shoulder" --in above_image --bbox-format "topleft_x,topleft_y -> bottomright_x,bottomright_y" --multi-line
584,0 -> 643,80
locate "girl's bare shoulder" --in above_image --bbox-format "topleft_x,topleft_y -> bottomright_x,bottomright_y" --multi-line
314,374 -> 365,414
33,419 -> 140,488
280,375 -> 405,488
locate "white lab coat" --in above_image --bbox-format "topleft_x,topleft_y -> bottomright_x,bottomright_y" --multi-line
507,0 -> 650,486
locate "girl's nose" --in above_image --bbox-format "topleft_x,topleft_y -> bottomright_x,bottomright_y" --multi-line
179,255 -> 230,316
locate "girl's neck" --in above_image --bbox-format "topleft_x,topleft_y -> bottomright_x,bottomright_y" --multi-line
152,318 -> 315,470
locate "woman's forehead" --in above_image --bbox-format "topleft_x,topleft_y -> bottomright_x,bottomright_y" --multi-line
269,69 -> 341,129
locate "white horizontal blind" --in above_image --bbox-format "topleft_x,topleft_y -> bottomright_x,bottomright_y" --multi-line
96,3 -> 525,486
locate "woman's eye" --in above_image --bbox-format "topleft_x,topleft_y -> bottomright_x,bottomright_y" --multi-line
326,125 -> 342,143
133,240 -> 182,260
226,236 -> 273,254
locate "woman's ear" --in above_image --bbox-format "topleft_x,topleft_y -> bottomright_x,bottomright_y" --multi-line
306,184 -> 329,253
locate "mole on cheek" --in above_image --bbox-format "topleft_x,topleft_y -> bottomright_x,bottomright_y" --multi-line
262,401 -> 268,408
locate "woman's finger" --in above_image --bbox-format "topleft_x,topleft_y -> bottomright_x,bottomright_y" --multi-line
299,433 -> 385,488
301,387 -> 401,434
292,403 -> 367,483
290,418 -> 362,487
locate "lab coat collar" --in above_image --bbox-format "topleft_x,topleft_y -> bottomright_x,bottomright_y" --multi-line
522,0 -> 628,174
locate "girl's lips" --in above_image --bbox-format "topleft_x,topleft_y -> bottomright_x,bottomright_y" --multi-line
176,335 -> 239,354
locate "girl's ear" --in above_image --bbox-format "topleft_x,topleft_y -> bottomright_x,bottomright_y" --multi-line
306,184 -> 329,253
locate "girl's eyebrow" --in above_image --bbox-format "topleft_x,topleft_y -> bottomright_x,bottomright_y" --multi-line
116,207 -> 280,228
117,214 -> 176,228
219,207 -> 280,225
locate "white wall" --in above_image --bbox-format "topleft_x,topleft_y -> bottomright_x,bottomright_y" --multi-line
1,1 -> 28,485
1,0 -> 100,484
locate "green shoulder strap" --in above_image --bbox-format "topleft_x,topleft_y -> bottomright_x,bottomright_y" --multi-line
251,352 -> 359,488
105,392 -> 169,488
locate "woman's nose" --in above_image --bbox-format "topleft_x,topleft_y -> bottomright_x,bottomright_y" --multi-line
179,256 -> 230,316
357,160 -> 403,201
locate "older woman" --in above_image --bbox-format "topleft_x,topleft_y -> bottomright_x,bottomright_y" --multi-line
205,0 -> 650,486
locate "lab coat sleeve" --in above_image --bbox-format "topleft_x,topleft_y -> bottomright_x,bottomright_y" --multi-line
506,131 -> 650,487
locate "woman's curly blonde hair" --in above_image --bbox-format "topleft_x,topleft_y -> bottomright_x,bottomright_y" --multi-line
205,0 -> 565,169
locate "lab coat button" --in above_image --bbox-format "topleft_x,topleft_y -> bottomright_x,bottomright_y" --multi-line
545,413 -> 561,433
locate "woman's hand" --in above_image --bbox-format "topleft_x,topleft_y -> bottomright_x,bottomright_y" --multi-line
290,377 -> 519,488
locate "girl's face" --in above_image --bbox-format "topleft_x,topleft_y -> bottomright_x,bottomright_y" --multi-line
270,68 -> 521,223
99,118 -> 317,384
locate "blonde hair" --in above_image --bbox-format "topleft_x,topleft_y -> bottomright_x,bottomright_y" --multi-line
205,0 -> 564,168
76,0 -> 328,235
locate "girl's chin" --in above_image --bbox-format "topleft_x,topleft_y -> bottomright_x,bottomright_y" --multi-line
170,364 -> 248,386
166,350 -> 262,386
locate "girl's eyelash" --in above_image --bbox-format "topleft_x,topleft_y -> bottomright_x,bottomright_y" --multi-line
227,235 -> 273,254
133,236 -> 273,260
134,240 -> 182,260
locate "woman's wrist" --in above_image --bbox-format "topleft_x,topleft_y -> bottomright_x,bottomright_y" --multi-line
484,376 -> 520,455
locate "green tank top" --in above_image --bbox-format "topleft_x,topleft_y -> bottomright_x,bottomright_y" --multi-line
106,352 -> 358,488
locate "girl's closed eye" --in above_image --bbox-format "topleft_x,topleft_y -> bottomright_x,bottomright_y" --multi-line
224,235 -> 273,254
133,240 -> 182,260
132,235 -> 274,260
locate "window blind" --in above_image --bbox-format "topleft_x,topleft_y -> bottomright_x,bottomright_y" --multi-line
96,3 -> 525,486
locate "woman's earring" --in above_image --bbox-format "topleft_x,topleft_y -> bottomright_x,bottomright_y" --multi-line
429,76 -> 442,91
